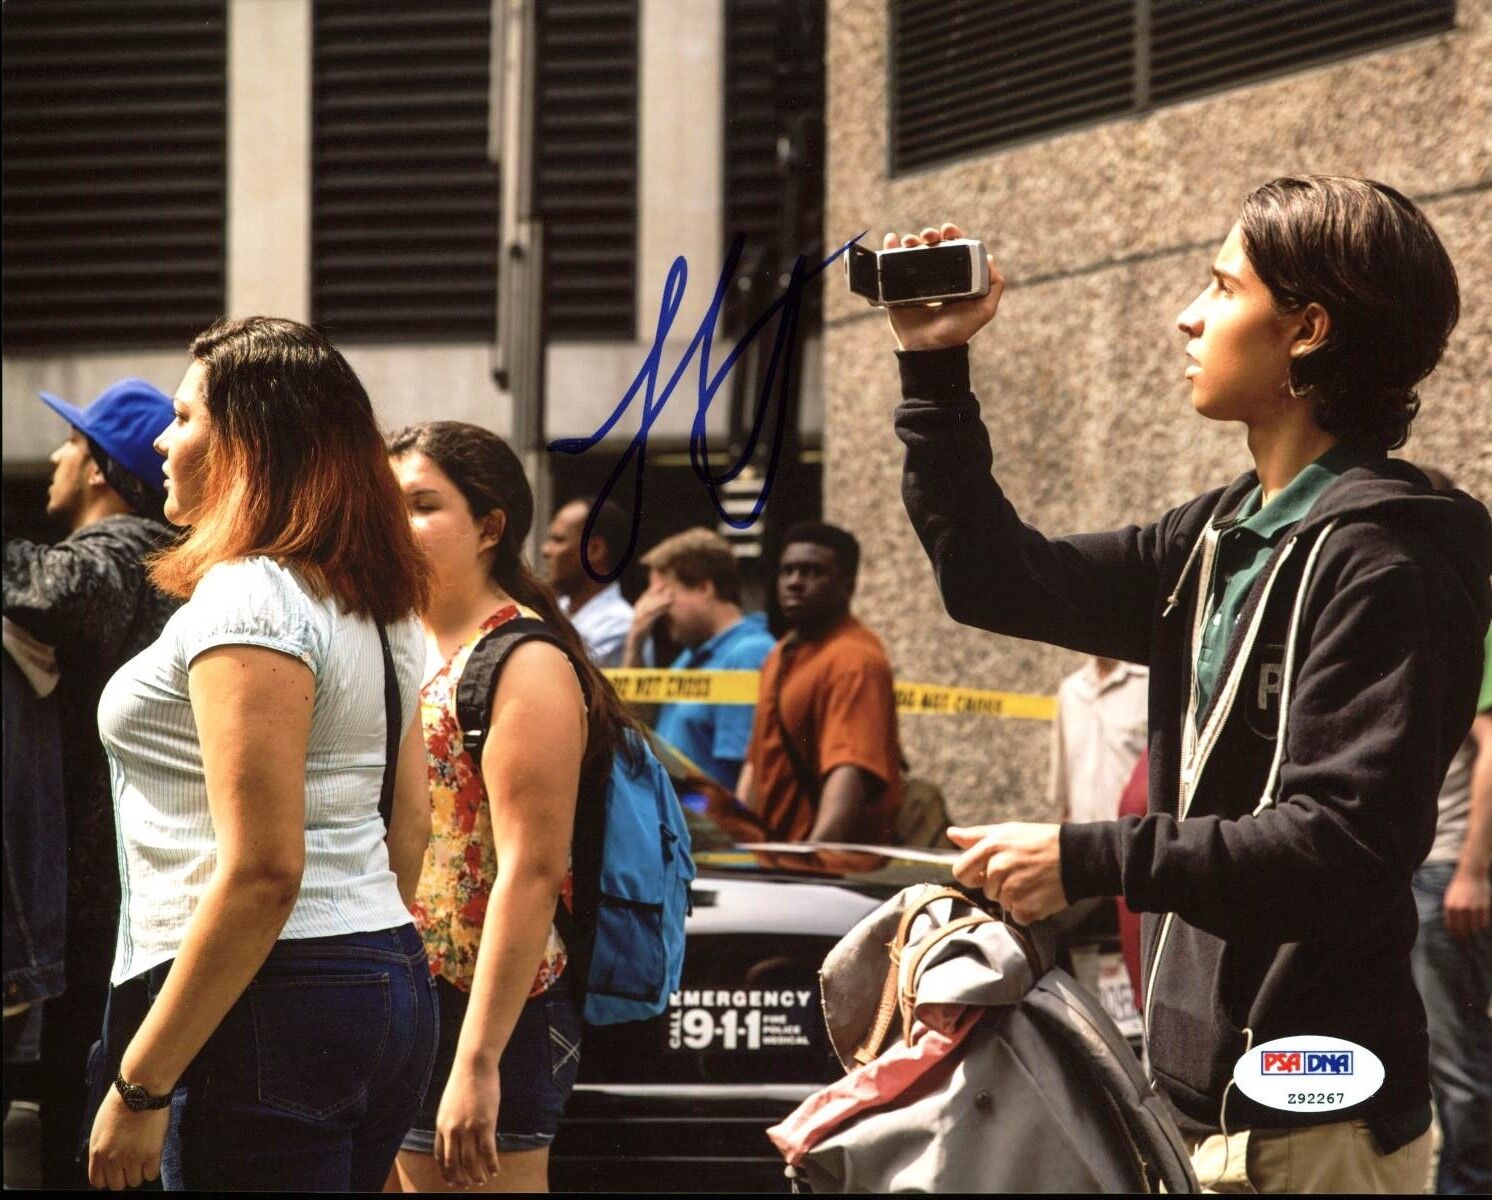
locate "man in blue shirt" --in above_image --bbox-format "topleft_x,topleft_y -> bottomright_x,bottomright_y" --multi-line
542,496 -> 634,667
623,528 -> 775,790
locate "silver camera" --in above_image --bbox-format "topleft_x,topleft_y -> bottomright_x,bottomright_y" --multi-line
845,238 -> 990,306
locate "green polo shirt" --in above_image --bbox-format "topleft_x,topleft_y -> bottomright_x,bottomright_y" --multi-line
1194,443 -> 1371,719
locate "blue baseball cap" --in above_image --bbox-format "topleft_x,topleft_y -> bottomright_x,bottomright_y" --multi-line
39,379 -> 174,495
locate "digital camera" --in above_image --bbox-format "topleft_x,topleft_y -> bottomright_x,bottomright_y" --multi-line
845,238 -> 990,307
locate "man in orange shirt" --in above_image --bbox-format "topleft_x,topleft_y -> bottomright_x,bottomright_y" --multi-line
737,523 -> 901,843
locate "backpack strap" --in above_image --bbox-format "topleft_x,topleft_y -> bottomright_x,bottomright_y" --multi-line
455,618 -> 569,760
376,622 -> 400,832
770,639 -> 820,839
453,616 -> 607,961
1025,972 -> 1201,1192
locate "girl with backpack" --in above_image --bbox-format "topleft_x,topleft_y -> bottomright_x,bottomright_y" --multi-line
385,421 -> 640,1192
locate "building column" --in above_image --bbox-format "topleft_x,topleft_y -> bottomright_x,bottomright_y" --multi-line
226,0 -> 312,321
636,0 -> 724,342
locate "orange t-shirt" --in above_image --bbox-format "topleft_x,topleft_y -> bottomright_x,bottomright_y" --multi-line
747,615 -> 902,842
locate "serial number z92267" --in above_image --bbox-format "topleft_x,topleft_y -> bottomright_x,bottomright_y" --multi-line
1287,1092 -> 1345,1105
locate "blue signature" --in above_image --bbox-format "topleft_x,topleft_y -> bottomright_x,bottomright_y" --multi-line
547,231 -> 866,582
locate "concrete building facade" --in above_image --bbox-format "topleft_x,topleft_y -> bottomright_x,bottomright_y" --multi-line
3,0 -> 813,491
822,0 -> 1491,824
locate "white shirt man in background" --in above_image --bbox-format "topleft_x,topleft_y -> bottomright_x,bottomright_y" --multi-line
1051,656 -> 1149,824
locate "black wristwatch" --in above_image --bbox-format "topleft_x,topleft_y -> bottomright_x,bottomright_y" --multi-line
113,1071 -> 172,1112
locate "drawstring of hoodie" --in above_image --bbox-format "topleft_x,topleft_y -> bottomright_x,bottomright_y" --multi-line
1163,492 -> 1241,620
1161,531 -> 1208,620
1202,1026 -> 1255,1190
1254,519 -> 1340,814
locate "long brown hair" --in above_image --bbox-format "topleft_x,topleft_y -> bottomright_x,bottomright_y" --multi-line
387,420 -> 642,773
151,317 -> 430,622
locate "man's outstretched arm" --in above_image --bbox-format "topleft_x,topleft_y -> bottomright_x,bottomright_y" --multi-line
888,224 -> 1180,665
959,560 -> 1463,942
3,530 -> 147,656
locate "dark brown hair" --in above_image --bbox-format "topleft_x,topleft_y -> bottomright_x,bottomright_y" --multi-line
86,435 -> 167,525
388,420 -> 642,773
781,520 -> 860,587
640,527 -> 743,604
151,316 -> 430,623
1238,175 -> 1460,453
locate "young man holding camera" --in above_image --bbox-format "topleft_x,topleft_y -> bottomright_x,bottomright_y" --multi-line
886,177 -> 1490,1191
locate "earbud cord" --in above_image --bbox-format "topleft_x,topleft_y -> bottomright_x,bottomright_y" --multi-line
1203,1026 -> 1255,1190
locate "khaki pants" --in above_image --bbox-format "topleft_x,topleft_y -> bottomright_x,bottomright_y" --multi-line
1187,1122 -> 1432,1194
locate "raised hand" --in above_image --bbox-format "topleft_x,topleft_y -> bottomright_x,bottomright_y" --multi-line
882,222 -> 1006,353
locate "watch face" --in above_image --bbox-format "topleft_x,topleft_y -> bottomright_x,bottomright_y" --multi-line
115,1074 -> 166,1111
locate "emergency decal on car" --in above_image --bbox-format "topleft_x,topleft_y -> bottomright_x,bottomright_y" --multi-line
666,988 -> 816,1052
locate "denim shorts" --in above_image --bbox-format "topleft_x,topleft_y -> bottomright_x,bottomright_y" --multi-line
402,973 -> 582,1155
83,924 -> 438,1192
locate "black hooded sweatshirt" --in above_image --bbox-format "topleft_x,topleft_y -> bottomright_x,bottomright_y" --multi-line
893,345 -> 1492,1151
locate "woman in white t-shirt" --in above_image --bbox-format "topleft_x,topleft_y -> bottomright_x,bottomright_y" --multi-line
86,317 -> 438,1191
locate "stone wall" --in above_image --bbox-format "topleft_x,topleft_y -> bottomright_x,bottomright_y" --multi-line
822,0 -> 1492,825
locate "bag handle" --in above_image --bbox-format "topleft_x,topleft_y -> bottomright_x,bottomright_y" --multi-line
851,887 -> 982,1064
897,914 -> 994,1045
376,622 -> 399,833
850,885 -> 1043,1066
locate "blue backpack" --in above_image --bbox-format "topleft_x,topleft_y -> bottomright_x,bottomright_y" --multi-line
455,618 -> 695,1025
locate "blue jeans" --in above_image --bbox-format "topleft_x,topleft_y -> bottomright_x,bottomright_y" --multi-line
403,973 -> 581,1155
86,924 -> 438,1192
1412,863 -> 1492,1194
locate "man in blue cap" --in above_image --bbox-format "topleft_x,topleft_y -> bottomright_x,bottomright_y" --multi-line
3,379 -> 181,1188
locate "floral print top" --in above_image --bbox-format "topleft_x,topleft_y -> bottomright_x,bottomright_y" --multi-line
411,604 -> 571,996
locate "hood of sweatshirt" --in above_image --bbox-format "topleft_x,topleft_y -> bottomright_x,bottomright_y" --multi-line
1199,456 -> 1492,628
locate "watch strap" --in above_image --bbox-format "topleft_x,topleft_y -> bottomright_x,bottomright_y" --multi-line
113,1070 -> 172,1111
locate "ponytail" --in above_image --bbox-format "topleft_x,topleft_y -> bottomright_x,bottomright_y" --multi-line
389,420 -> 644,774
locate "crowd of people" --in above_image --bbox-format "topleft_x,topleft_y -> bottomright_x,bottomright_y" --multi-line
1,173 -> 1489,1195
0,320 -> 910,1191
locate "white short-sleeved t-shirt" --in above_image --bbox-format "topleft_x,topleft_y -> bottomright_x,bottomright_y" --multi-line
99,556 -> 424,984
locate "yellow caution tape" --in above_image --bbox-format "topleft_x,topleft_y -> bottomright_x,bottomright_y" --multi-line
891,681 -> 1056,721
605,669 -> 763,705
602,669 -> 1055,721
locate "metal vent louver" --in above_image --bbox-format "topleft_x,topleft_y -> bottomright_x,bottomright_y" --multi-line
890,0 -> 1455,174
2,0 -> 227,352
312,0 -> 499,342
1149,0 -> 1455,105
534,0 -> 638,340
891,0 -> 1136,173
723,0 -> 825,336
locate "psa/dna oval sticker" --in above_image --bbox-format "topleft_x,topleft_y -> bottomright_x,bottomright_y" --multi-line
1233,1035 -> 1383,1113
